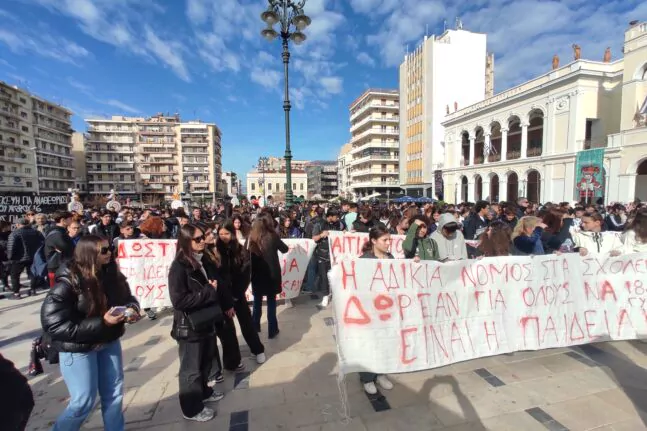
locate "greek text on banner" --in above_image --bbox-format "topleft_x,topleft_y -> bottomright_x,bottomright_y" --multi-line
117,239 -> 314,308
329,253 -> 647,376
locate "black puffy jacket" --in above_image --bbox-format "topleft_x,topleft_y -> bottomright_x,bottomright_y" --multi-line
40,262 -> 140,353
7,225 -> 43,263
168,257 -> 220,341
216,240 -> 250,301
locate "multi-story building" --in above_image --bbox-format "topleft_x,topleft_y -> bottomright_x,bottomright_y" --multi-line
85,114 -> 223,204
348,89 -> 401,199
221,171 -> 241,197
246,159 -> 308,202
0,81 -> 74,194
71,132 -> 87,195
441,21 -> 647,204
399,27 -> 490,197
306,161 -> 338,199
263,155 -> 309,172
337,143 -> 353,200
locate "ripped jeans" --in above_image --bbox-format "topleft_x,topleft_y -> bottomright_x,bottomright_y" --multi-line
54,340 -> 125,431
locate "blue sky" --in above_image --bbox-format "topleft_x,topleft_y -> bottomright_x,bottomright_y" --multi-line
1,0 -> 645,181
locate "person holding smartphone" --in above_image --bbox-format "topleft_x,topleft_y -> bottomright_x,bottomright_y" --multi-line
41,235 -> 140,431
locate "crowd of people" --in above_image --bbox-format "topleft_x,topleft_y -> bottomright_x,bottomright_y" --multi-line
1,196 -> 646,429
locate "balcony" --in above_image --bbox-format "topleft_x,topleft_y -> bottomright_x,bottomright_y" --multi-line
35,148 -> 73,159
0,123 -> 20,134
87,126 -> 136,133
351,102 -> 399,121
33,119 -> 72,135
350,127 -> 399,144
350,115 -> 400,134
33,106 -> 71,123
1,107 -> 24,122
349,140 -> 399,155
351,179 -> 400,188
140,129 -> 176,135
0,90 -> 12,101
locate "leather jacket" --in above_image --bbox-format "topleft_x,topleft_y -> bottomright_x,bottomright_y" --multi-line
40,262 -> 140,353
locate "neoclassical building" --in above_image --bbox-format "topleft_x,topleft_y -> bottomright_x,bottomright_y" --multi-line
441,21 -> 647,204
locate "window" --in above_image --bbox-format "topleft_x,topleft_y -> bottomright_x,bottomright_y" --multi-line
268,183 -> 272,190
22,140 -> 28,145
26,181 -> 32,188
293,183 -> 296,190
300,183 -> 304,190
251,183 -> 256,191
276,183 -> 281,191
25,168 -> 31,174
22,126 -> 28,132
0,166 -> 3,171
19,98 -> 26,104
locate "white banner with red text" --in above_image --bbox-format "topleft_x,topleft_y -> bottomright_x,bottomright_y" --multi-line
117,239 -> 314,308
328,231 -> 479,264
329,253 -> 647,375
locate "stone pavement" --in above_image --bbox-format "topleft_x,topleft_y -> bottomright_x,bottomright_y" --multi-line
2,292 -> 647,430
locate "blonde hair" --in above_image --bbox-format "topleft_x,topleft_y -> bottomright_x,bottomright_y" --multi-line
512,216 -> 540,239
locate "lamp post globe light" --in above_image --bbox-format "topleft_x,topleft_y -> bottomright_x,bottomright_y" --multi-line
260,0 -> 311,207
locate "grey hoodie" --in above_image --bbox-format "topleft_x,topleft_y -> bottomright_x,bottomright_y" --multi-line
430,213 -> 468,260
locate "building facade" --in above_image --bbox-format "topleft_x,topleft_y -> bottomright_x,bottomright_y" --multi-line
246,170 -> 308,202
1,81 -> 74,194
441,21 -> 647,204
221,171 -> 241,196
337,143 -> 353,200
85,114 -> 222,205
348,89 -> 401,198
399,27 -> 490,197
72,132 -> 87,195
306,161 -> 338,199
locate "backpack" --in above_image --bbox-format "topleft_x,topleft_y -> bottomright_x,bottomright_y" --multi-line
30,230 -> 58,283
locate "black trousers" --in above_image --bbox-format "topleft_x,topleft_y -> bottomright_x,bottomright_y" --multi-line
10,262 -> 37,294
317,260 -> 332,296
177,338 -> 215,418
233,298 -> 264,355
214,318 -> 241,372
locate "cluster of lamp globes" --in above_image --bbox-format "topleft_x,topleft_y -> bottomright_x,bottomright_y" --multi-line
260,3 -> 312,44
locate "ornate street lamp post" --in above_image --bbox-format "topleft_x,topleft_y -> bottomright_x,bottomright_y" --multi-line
257,156 -> 269,203
260,0 -> 311,207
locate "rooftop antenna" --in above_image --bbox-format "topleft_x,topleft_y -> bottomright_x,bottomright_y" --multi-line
455,17 -> 463,30
426,24 -> 429,37
443,19 -> 447,32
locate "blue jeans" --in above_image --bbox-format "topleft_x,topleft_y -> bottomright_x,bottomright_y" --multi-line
54,340 -> 125,431
252,294 -> 278,335
304,255 -> 318,292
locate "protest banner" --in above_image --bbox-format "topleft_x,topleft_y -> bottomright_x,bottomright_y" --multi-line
328,231 -> 405,264
117,238 -> 314,308
116,240 -> 177,309
330,253 -> 647,375
0,193 -> 68,226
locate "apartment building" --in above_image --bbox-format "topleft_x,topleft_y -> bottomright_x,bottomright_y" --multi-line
85,114 -> 223,204
72,132 -> 87,194
399,27 -> 490,197
0,81 -> 74,194
337,143 -> 353,200
221,171 -> 241,196
263,155 -> 309,172
306,161 -> 338,199
348,89 -> 401,199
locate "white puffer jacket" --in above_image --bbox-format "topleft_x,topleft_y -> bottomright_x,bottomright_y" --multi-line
572,231 -> 623,255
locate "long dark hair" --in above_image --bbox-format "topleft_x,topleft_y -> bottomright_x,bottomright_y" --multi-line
628,209 -> 647,242
542,208 -> 565,234
248,213 -> 277,255
217,220 -> 247,268
176,224 -> 203,270
362,225 -> 390,254
232,214 -> 250,238
478,221 -> 512,257
68,235 -> 108,317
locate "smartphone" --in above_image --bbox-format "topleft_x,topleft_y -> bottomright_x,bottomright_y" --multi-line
109,306 -> 127,316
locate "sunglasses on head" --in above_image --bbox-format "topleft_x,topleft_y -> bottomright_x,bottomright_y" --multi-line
192,235 -> 205,243
100,247 -> 110,255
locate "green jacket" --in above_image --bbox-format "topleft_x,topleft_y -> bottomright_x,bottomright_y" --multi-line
402,223 -> 440,261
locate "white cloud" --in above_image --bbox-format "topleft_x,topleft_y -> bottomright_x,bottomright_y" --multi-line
320,76 -> 343,94
0,27 -> 90,65
357,52 -> 376,67
26,0 -> 191,80
250,67 -> 282,89
104,99 -> 141,114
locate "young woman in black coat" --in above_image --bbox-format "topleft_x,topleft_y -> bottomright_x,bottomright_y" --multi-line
217,220 -> 266,364
248,213 -> 289,339
168,224 -> 225,423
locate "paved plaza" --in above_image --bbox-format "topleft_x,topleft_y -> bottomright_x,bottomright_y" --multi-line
2,291 -> 647,431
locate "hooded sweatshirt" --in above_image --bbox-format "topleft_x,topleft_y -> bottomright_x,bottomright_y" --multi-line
430,213 -> 468,261
572,230 -> 623,255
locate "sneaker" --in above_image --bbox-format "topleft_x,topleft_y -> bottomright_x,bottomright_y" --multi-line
146,309 -> 157,320
285,299 -> 294,308
376,375 -> 393,390
203,391 -> 225,403
252,353 -> 266,364
183,406 -> 215,422
363,382 -> 378,395
209,372 -> 224,385
269,329 -> 280,339
317,295 -> 329,309
9,293 -> 21,300
234,363 -> 245,372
